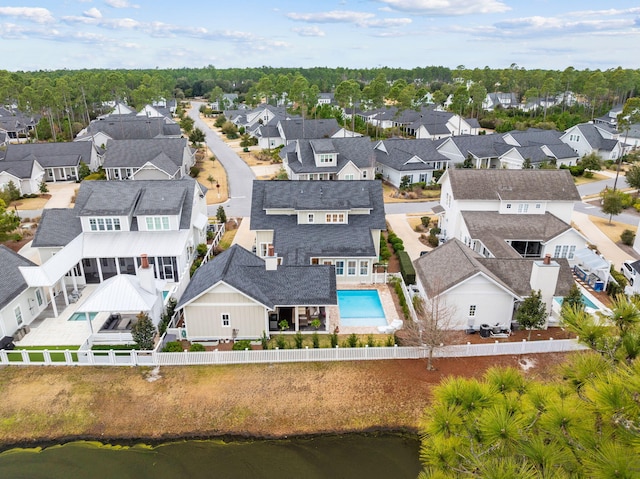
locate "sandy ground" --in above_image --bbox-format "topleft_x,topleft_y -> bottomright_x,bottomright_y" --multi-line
0,351 -> 579,448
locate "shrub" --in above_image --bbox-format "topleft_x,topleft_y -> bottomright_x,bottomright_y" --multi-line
261,331 -> 269,350
162,341 -> 183,352
621,229 -> 636,246
189,166 -> 200,178
385,335 -> 396,347
391,278 -> 411,320
312,332 -> 319,348
366,334 -> 375,347
275,335 -> 286,349
294,332 -> 304,349
429,227 -> 441,236
397,250 -> 416,285
196,243 -> 208,257
346,333 -> 359,348
427,234 -> 439,247
189,343 -> 205,352
232,339 -> 252,351
621,192 -> 635,209
421,216 -> 431,228
583,170 -> 594,179
330,331 -> 338,348
379,236 -> 391,261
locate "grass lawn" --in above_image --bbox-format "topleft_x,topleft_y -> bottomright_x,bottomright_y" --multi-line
573,172 -> 610,186
10,195 -> 50,210
588,215 -> 637,244
382,183 -> 441,203
10,346 -> 80,363
196,146 -> 229,205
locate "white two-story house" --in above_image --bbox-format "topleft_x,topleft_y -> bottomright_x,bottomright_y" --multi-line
435,169 -> 586,261
23,178 -> 208,318
250,180 -> 386,284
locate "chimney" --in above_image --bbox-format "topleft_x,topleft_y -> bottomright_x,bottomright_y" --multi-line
138,254 -> 156,294
530,256 -> 560,320
265,245 -> 278,271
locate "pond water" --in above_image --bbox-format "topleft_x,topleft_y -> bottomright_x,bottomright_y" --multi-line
0,433 -> 421,479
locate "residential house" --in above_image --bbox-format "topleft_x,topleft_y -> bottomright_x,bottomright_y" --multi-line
75,115 -> 182,147
501,129 -> 579,168
2,141 -> 101,181
0,106 -> 37,143
255,118 -> 357,150
0,246 -> 48,338
176,244 -> 337,340
102,138 -> 196,180
0,156 -> 44,196
280,137 -> 376,181
225,104 -> 299,136
560,123 -> 624,161
482,92 -> 519,111
210,93 -> 238,111
436,169 -> 585,261
250,180 -> 386,284
436,134 -> 508,168
594,104 -> 623,129
374,138 -> 450,187
413,239 -> 574,330
24,178 -> 208,318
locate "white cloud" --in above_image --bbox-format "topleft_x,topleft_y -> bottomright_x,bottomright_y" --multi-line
292,26 -> 325,37
104,0 -> 139,8
83,8 -> 102,19
0,7 -> 55,24
286,9 -> 411,28
493,16 -> 636,37
377,0 -> 510,15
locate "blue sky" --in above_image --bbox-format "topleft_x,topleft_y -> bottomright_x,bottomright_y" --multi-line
2,0 -> 640,71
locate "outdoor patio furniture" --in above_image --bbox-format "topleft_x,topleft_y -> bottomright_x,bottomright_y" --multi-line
377,319 -> 403,334
299,315 -> 309,328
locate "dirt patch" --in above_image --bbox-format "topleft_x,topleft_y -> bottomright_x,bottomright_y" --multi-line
0,351 -> 580,447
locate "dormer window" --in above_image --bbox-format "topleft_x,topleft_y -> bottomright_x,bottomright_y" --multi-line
89,217 -> 121,231
146,216 -> 170,231
326,213 -> 346,223
318,154 -> 334,163
308,213 -> 314,223
506,203 -> 512,209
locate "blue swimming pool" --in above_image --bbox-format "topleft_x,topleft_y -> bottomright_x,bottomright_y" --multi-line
337,290 -> 387,327
554,293 -> 599,310
68,312 -> 98,321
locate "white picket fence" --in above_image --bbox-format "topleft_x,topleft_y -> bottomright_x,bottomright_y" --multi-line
0,339 -> 587,367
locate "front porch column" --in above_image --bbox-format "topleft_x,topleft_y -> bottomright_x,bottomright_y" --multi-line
70,270 -> 78,292
97,258 -> 104,282
294,309 -> 299,332
115,258 -> 121,275
78,261 -> 85,281
59,277 -> 69,306
49,286 -> 58,317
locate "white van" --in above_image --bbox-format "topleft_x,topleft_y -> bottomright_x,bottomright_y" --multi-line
621,260 -> 640,286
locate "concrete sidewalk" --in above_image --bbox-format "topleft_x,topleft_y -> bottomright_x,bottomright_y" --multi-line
572,211 -> 633,269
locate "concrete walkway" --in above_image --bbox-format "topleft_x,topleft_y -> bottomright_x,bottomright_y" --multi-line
386,213 -> 431,261
231,217 -> 255,251
44,182 -> 77,209
572,211 -> 633,269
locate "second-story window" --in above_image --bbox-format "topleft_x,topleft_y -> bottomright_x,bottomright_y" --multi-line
89,217 -> 121,231
146,216 -> 170,231
326,213 -> 345,223
308,213 -> 314,223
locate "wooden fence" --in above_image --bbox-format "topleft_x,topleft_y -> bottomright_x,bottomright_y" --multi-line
0,339 -> 587,367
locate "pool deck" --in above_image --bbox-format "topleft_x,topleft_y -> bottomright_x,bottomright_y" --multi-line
329,284 -> 402,336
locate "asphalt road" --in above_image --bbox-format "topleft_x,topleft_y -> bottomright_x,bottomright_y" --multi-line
189,101 -> 255,218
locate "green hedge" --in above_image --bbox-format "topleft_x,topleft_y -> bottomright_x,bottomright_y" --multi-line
397,250 -> 416,285
391,278 -> 411,321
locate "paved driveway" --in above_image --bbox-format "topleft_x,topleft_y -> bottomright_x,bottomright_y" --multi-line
44,182 -> 78,209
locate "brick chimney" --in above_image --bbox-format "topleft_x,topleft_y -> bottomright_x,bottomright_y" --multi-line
265,244 -> 278,271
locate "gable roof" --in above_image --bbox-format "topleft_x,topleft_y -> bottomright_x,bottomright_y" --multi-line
414,238 -> 574,298
177,244 -> 337,309
32,208 -> 82,248
3,141 -> 95,168
461,211 -> 574,258
279,118 -> 341,141
102,138 -> 189,172
0,158 -> 38,179
283,136 -> 376,174
444,168 -> 580,201
375,138 -> 450,171
77,116 -> 181,141
251,180 -> 386,265
0,245 -> 36,311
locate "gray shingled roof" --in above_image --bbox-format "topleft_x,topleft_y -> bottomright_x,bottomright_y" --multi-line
77,116 -> 181,141
414,238 -> 574,298
103,138 -> 189,171
251,180 -> 386,265
0,245 -> 36,311
461,211 -> 573,258
4,142 -> 94,168
445,134 -> 508,159
0,158 -> 36,178
576,124 -> 619,150
284,137 -> 376,174
505,128 -> 565,147
279,118 -> 341,141
375,139 -> 450,172
445,168 -> 581,201
33,178 -> 201,247
177,244 -> 337,310
32,209 -> 82,248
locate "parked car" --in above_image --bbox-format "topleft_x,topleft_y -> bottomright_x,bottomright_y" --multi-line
621,259 -> 640,286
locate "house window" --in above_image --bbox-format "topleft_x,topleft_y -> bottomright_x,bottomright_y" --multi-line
326,213 -> 345,223
506,203 -> 512,209
89,217 -> 121,231
89,218 -> 97,231
260,243 -> 270,257
469,305 -> 476,317
359,260 -> 369,276
362,170 -> 367,179
535,203 -> 541,209
518,203 -> 529,213
146,216 -> 170,231
35,289 -> 43,306
553,245 -> 576,259
347,260 -> 357,276
14,306 -> 23,326
344,174 -> 354,180
308,213 -> 314,223
222,313 -> 230,327
335,260 -> 345,275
